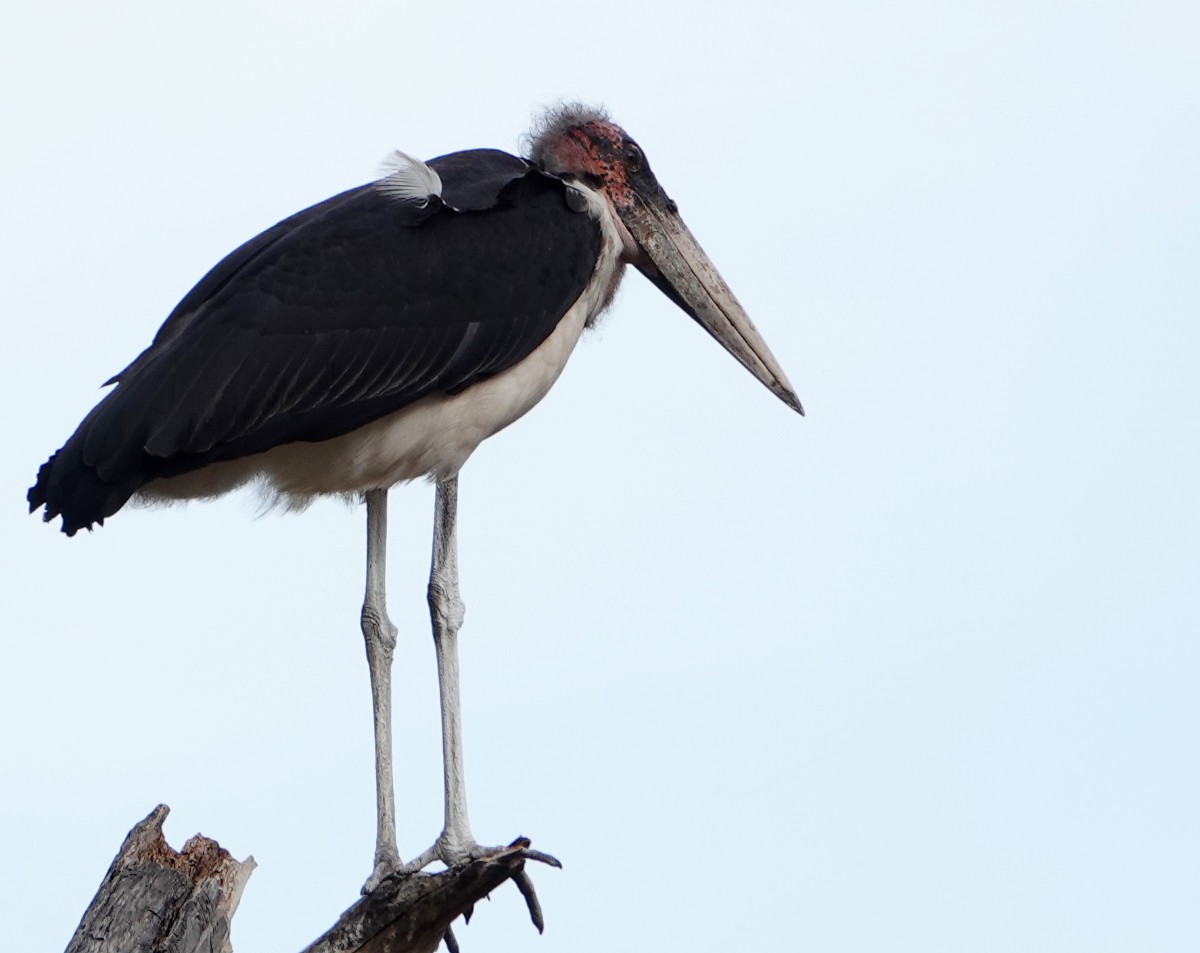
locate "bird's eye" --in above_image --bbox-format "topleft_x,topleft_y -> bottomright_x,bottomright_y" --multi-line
625,143 -> 643,172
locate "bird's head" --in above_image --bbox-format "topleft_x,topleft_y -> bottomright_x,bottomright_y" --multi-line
527,105 -> 649,215
527,103 -> 803,416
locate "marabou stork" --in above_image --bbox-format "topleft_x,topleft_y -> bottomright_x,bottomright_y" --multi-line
29,104 -> 803,896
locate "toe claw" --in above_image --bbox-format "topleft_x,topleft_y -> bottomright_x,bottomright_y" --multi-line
443,925 -> 460,953
520,847 -> 562,869
512,869 -> 545,933
504,836 -> 561,869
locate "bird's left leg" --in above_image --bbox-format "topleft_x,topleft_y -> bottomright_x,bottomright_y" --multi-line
425,473 -> 474,861
402,476 -> 559,891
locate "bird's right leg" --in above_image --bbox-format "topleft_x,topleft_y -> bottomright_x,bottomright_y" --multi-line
361,488 -> 401,893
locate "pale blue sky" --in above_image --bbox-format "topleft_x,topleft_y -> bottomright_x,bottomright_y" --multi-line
3,2 -> 1197,951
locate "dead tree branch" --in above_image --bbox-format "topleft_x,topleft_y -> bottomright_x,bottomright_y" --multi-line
66,806 -> 550,953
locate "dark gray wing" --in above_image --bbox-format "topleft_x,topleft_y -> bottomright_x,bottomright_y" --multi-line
31,149 -> 601,534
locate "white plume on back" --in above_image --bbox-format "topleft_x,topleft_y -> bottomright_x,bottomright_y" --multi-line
377,150 -> 443,204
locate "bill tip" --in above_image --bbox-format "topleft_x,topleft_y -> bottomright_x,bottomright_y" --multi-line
778,387 -> 805,416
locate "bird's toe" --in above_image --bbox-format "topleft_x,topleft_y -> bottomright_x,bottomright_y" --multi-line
361,853 -> 404,895
435,834 -> 561,870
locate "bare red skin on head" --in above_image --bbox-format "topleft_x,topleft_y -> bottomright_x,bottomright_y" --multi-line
543,121 -> 638,211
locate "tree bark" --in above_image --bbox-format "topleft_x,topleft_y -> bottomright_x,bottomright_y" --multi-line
66,806 -> 547,953
66,805 -> 254,953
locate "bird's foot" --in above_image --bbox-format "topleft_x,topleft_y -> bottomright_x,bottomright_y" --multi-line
400,834 -> 561,933
361,845 -> 404,894
402,831 -> 560,873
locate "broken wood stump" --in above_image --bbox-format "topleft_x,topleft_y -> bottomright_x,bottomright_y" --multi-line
65,805 -> 253,953
66,806 -> 549,953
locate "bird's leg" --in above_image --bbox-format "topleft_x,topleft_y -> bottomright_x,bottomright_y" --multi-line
401,475 -> 475,868
361,488 -> 402,893
401,477 -> 560,896
429,475 -> 473,858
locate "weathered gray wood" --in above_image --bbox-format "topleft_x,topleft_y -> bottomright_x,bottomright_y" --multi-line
66,805 -> 255,953
301,840 -> 541,953
68,809 -> 550,953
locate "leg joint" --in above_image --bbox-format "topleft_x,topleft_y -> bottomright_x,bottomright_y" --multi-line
427,579 -> 465,633
361,602 -> 398,653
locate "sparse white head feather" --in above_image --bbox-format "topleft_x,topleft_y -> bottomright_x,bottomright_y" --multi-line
523,102 -> 611,170
377,150 -> 443,204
